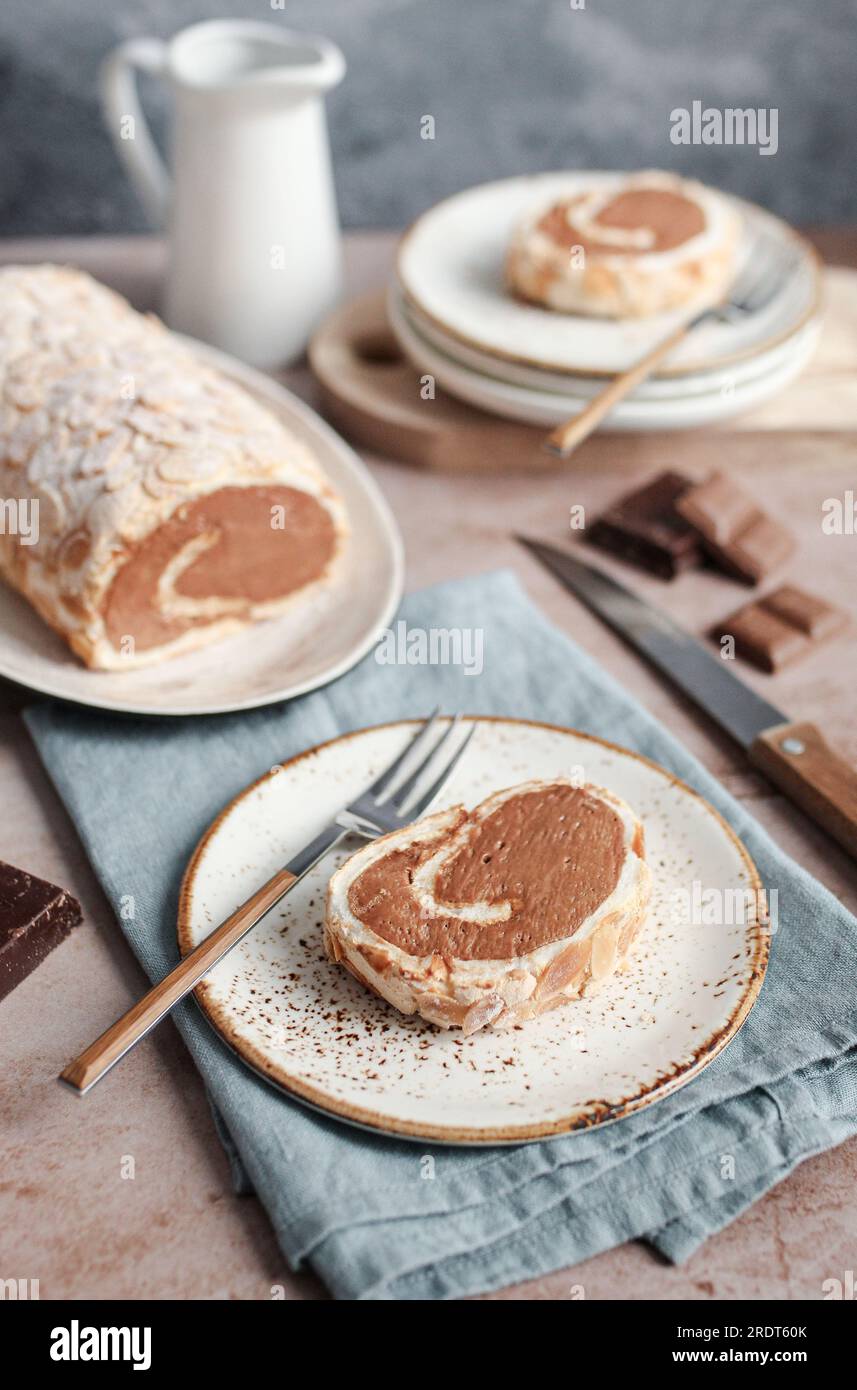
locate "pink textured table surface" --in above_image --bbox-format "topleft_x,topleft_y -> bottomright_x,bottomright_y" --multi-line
0,232 -> 855,1301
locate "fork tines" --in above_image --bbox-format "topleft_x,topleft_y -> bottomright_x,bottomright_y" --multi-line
367,712 -> 476,822
728,230 -> 803,315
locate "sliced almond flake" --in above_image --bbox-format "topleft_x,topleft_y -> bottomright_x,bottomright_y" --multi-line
103,458 -> 142,494
6,409 -> 50,465
34,482 -> 67,537
157,451 -> 229,485
0,405 -> 22,436
126,405 -> 190,446
142,463 -> 185,499
462,994 -> 505,1037
420,993 -> 467,1027
56,527 -> 92,571
590,922 -> 620,980
5,376 -> 43,410
77,429 -> 134,478
28,443 -> 83,486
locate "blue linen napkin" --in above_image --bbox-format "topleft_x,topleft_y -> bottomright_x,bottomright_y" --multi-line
25,570 -> 857,1300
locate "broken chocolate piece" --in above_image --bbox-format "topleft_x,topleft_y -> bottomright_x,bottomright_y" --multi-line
761,584 -> 846,639
0,860 -> 82,1003
587,471 -> 703,579
676,471 -> 795,584
713,585 -> 849,672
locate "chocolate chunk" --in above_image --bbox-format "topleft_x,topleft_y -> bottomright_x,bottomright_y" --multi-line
762,584 -> 846,638
587,471 -> 703,579
676,471 -> 795,584
0,860 -> 82,1003
713,585 -> 849,672
717,606 -> 806,672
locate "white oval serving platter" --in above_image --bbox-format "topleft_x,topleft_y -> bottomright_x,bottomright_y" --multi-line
0,339 -> 403,716
178,717 -> 770,1145
396,172 -> 820,378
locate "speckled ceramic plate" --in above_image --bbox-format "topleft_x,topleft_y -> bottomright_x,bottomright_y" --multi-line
178,718 -> 769,1145
0,339 -> 403,717
397,173 -> 820,378
389,286 -> 820,430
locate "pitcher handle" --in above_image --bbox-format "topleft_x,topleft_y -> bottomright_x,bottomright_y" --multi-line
100,38 -> 170,229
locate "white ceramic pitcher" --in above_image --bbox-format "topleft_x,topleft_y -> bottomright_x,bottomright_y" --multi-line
101,20 -> 345,367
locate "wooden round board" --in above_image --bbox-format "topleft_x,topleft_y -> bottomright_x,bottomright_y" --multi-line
178,717 -> 770,1145
309,291 -> 562,472
308,289 -> 818,470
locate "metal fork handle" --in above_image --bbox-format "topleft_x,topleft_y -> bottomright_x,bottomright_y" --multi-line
60,827 -> 349,1094
544,317 -> 694,458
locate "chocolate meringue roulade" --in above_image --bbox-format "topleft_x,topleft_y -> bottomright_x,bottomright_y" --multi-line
506,171 -> 741,319
325,778 -> 652,1036
0,266 -> 348,670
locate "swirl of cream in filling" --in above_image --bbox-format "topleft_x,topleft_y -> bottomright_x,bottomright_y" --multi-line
346,783 -> 630,961
536,180 -> 708,258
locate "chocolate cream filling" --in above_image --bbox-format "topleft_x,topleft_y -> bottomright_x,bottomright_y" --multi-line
347,784 -> 627,960
103,485 -> 336,652
538,188 -> 706,256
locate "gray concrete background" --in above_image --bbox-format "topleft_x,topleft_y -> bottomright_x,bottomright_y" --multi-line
1,0 -> 855,235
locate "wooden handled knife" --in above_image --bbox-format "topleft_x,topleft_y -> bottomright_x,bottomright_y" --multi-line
518,536 -> 857,860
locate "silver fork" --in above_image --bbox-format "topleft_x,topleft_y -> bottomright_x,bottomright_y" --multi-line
545,227 -> 807,457
61,712 -> 475,1094
713,228 -> 805,324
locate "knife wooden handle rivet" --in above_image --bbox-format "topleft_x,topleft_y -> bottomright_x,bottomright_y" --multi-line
748,721 -> 857,859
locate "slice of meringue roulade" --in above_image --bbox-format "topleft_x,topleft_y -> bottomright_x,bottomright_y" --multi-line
0,265 -> 348,671
324,777 -> 652,1036
506,170 -> 741,319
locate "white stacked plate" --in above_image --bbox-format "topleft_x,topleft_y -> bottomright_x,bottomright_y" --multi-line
392,172 -> 822,431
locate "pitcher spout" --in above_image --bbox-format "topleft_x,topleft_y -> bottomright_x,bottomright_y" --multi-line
170,21 -> 346,97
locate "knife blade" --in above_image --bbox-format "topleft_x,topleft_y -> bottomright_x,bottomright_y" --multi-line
517,536 -> 784,748
517,535 -> 857,859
